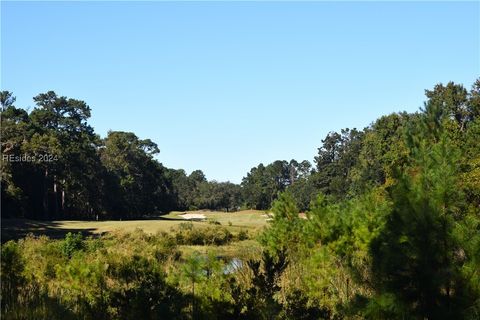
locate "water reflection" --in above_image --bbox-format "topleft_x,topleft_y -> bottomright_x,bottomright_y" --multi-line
223,257 -> 243,274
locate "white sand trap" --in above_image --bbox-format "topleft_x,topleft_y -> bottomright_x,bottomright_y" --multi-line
181,213 -> 206,220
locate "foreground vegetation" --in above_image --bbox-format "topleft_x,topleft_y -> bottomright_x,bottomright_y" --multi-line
2,79 -> 480,319
1,229 -> 265,319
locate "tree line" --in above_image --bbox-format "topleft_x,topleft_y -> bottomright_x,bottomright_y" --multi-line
243,80 -> 480,213
2,79 -> 480,221
0,92 -> 242,219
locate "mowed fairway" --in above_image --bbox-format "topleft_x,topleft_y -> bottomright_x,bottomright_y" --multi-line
162,210 -> 268,228
1,210 -> 269,241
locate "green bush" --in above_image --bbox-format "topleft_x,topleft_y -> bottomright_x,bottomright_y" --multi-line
1,232 -> 191,319
178,222 -> 193,231
1,241 -> 25,314
237,229 -> 249,241
173,225 -> 233,246
61,232 -> 84,258
208,218 -> 221,225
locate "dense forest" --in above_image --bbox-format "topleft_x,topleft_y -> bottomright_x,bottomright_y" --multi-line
4,80 -> 478,219
3,80 -> 480,219
1,79 -> 480,319
0,91 -> 243,219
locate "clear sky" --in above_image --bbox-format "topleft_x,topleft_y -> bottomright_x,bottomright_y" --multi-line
1,1 -> 479,183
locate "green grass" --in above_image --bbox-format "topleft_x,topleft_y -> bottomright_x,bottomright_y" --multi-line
1,210 -> 269,241
164,209 -> 268,229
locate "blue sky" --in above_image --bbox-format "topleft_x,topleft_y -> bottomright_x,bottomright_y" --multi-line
2,1 -> 479,183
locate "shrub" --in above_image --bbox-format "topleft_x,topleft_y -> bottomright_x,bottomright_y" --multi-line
154,233 -> 181,262
208,219 -> 221,225
173,226 -> 234,246
61,232 -> 84,258
1,241 -> 25,313
237,229 -> 249,241
178,222 -> 194,231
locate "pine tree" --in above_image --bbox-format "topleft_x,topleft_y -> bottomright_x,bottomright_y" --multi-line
368,100 -> 478,319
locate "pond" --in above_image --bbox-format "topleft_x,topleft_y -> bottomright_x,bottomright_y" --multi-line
223,257 -> 243,274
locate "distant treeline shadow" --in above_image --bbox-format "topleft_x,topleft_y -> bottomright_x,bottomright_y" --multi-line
1,218 -> 100,242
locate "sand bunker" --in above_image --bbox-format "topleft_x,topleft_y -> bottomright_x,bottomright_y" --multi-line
181,213 -> 206,220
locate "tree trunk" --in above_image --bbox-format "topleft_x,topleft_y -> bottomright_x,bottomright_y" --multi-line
43,168 -> 49,219
61,179 -> 65,212
53,177 -> 59,219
